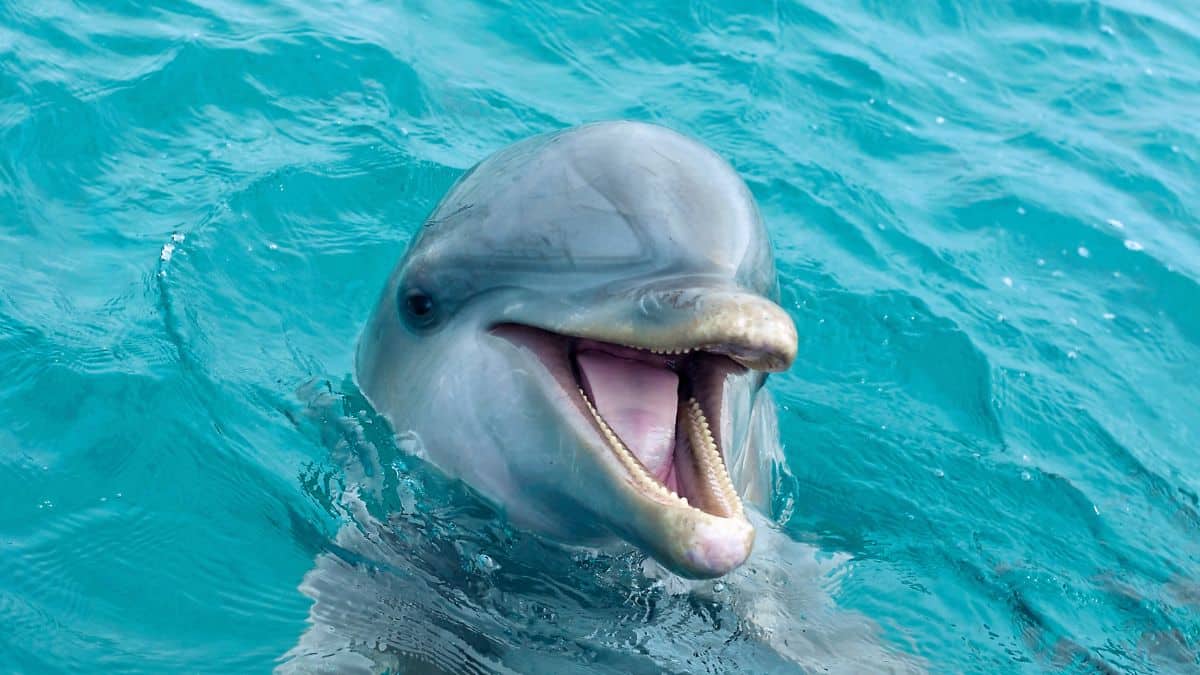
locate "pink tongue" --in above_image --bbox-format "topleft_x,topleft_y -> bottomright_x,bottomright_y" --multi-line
576,350 -> 679,482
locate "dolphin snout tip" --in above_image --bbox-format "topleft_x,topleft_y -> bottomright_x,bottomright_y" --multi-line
705,299 -> 798,373
677,516 -> 756,579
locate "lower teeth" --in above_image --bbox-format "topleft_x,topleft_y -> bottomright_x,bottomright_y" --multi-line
579,389 -> 743,516
685,399 -> 743,517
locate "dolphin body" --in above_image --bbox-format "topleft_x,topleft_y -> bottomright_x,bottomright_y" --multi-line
356,121 -> 798,579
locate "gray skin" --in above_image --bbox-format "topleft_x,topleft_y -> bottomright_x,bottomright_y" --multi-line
356,121 -> 797,579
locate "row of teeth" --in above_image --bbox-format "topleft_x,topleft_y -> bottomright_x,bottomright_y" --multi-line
685,399 -> 743,517
648,347 -> 696,355
578,389 -> 742,516
614,342 -> 699,356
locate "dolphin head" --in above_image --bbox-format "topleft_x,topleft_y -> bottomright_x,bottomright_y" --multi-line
356,121 -> 797,578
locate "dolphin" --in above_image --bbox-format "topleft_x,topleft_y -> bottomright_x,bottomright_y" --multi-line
356,120 -> 797,579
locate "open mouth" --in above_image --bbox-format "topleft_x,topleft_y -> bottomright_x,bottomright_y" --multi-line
492,324 -> 747,520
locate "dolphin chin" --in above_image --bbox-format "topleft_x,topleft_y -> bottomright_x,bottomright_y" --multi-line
355,120 -> 798,579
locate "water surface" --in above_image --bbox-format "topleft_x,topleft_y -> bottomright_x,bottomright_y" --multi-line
1,0 -> 1198,672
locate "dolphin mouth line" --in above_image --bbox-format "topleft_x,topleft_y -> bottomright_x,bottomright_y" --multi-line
492,324 -> 747,520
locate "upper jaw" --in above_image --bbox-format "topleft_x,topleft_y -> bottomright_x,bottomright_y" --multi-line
494,283 -> 797,373
488,290 -> 795,578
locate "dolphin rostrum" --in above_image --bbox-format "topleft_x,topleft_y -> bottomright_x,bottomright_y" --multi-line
356,120 -> 797,578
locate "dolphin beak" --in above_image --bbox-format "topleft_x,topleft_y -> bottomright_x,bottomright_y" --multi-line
491,284 -> 796,578
545,284 -> 798,373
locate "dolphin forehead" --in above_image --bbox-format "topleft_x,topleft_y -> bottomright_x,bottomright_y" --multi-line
409,121 -> 774,296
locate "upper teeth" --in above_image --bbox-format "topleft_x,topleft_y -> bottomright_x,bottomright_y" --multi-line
616,343 -> 699,356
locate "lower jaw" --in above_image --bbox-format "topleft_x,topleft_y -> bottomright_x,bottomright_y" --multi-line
489,323 -> 755,573
573,355 -> 756,576
619,481 -> 756,579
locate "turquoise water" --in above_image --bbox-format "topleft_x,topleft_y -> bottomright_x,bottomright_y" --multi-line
2,0 -> 1199,672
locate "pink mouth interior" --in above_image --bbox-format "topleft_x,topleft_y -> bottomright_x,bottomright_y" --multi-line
576,349 -> 681,492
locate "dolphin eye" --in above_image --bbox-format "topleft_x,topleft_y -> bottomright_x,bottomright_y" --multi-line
407,292 -> 433,316
400,289 -> 437,328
